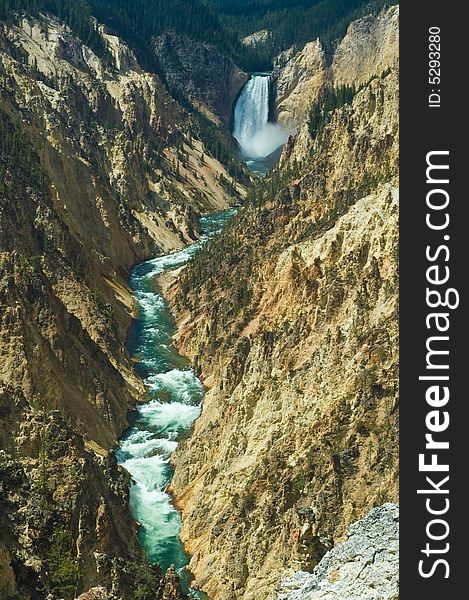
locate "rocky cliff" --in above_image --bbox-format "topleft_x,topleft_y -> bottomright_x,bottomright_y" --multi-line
167,12 -> 399,598
153,30 -> 248,126
0,10 -> 241,599
274,40 -> 326,128
275,5 -> 399,129
270,504 -> 399,600
331,6 -> 399,89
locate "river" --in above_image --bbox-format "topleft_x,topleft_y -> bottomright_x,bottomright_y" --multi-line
116,73 -> 281,598
116,209 -> 235,598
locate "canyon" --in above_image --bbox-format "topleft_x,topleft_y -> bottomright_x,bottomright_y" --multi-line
0,9 -> 242,599
167,6 -> 399,599
1,3 -> 399,600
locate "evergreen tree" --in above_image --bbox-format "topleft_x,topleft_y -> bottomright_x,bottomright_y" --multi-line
307,83 -> 356,139
208,0 -> 399,69
1,0 -> 398,72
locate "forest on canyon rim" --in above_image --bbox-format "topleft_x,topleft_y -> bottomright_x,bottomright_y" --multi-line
0,1 -> 399,599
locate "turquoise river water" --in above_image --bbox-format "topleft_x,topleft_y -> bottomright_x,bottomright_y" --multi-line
115,209 -> 235,598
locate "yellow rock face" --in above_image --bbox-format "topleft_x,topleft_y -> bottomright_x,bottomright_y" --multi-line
332,6 -> 399,88
0,12 -> 243,448
0,12 -> 240,598
275,6 -> 399,131
275,39 -> 326,128
168,12 -> 399,599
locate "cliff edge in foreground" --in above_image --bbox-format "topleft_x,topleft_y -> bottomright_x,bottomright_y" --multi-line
271,504 -> 399,600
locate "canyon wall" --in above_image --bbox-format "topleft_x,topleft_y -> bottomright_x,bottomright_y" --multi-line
0,12 -> 241,599
168,7 -> 399,599
153,30 -> 248,126
275,5 -> 399,128
274,40 -> 326,128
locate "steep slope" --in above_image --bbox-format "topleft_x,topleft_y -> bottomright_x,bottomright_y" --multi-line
275,5 -> 399,128
274,40 -> 326,127
207,0 -> 398,71
166,11 -> 399,599
92,0 -> 249,125
0,10 -> 241,448
331,5 -> 399,88
0,11 -> 242,599
152,30 -> 247,126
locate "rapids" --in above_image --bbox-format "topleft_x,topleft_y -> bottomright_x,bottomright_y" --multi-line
116,210 -> 235,598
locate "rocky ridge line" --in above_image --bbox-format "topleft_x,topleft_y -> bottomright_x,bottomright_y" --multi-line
270,504 -> 399,600
274,5 -> 399,128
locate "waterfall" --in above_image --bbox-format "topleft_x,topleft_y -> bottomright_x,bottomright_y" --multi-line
233,75 -> 288,161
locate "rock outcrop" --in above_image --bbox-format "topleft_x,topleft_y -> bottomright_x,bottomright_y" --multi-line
0,10 -> 240,599
241,30 -> 271,47
270,504 -> 399,600
274,39 -> 326,127
153,30 -> 248,126
0,415 -> 142,599
331,5 -> 399,88
167,20 -> 399,599
274,5 -> 399,129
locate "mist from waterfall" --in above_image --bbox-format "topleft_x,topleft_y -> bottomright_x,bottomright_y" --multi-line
233,75 -> 289,161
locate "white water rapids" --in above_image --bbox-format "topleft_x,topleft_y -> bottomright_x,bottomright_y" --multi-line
116,211 -> 235,598
233,74 -> 289,162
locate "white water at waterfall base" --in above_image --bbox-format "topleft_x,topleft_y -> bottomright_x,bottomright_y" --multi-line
233,74 -> 290,173
116,210 -> 235,599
